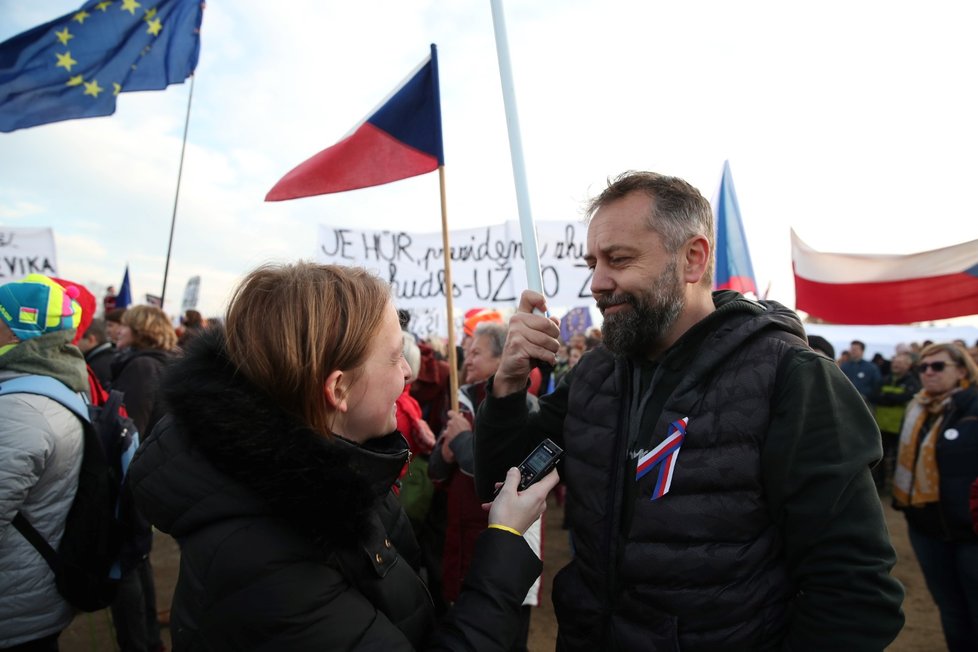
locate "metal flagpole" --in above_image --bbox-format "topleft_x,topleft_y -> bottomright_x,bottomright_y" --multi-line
489,0 -> 545,297
161,74 -> 196,309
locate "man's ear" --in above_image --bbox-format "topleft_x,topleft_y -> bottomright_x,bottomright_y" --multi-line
323,369 -> 348,413
682,235 -> 711,284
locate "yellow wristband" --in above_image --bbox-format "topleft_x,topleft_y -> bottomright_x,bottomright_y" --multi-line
488,523 -> 523,537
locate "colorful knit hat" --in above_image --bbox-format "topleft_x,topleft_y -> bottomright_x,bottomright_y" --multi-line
0,274 -> 82,340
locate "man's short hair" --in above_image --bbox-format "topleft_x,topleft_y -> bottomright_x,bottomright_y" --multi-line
584,171 -> 715,286
851,340 -> 866,352
83,317 -> 108,344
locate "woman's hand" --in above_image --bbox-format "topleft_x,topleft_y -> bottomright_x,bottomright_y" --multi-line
442,410 -> 469,443
439,410 -> 469,464
485,467 -> 559,535
413,418 -> 436,455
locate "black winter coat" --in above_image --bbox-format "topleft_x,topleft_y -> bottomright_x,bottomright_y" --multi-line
111,347 -> 173,566
129,331 -> 540,651
476,292 -> 905,651
110,347 -> 172,437
902,385 -> 978,542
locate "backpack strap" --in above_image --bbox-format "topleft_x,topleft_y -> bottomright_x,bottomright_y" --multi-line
11,513 -> 62,574
0,375 -> 91,423
0,375 -> 89,577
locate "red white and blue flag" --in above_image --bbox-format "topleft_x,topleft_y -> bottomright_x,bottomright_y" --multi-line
792,230 -> 978,324
636,417 -> 688,501
266,44 -> 444,201
713,161 -> 758,296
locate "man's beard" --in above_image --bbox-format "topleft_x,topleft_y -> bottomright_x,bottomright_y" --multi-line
597,261 -> 685,358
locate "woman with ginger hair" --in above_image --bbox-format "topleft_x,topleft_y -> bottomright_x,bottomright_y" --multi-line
893,342 -> 978,651
128,262 -> 555,650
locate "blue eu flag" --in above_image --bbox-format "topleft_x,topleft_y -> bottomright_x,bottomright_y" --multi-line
0,0 -> 203,133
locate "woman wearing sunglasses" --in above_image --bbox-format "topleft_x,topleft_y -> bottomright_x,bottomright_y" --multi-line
893,342 -> 978,651
129,262 -> 557,651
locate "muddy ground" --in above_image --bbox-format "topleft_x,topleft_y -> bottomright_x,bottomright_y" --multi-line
59,499 -> 942,651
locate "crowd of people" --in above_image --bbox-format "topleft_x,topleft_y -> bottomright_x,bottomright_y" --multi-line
1,169 -> 976,651
831,338 -> 978,651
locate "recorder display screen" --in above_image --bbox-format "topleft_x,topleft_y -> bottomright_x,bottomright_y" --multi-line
525,447 -> 553,474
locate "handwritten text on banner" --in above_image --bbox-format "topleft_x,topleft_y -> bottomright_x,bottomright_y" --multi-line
317,220 -> 593,311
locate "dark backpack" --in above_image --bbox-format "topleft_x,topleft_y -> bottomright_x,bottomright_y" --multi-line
0,374 -> 139,612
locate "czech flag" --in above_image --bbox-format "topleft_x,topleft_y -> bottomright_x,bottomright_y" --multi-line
792,230 -> 978,324
266,45 -> 443,201
713,161 -> 758,295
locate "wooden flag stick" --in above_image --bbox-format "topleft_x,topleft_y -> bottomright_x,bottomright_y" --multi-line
438,166 -> 460,412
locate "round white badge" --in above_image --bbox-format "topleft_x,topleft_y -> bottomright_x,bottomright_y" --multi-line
944,429 -> 959,441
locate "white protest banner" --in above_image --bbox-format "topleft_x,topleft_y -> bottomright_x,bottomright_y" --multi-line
316,220 -> 591,313
0,227 -> 58,281
181,275 -> 201,312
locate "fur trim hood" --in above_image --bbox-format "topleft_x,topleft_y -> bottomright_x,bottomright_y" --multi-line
129,329 -> 409,550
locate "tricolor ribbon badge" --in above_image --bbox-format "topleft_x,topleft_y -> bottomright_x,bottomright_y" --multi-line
635,417 -> 688,500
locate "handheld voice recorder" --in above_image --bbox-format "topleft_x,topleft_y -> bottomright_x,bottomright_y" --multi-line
495,438 -> 563,496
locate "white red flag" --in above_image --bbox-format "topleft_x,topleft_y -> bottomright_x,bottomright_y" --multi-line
791,230 -> 978,324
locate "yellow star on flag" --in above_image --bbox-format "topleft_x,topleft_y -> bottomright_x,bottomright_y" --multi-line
120,0 -> 141,15
66,75 -> 84,87
55,28 -> 73,46
72,10 -> 91,24
55,51 -> 77,72
96,0 -> 114,10
146,18 -> 163,36
83,79 -> 103,97
113,82 -> 122,95
144,8 -> 158,20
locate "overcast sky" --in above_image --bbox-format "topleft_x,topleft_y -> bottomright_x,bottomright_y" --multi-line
2,1 -> 977,324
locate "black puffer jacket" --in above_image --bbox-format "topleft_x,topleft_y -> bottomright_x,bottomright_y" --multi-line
129,331 -> 540,651
476,292 -> 905,651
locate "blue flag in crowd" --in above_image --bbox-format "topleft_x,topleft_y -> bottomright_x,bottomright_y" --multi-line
0,0 -> 203,133
116,265 -> 132,309
713,160 -> 758,295
559,306 -> 593,344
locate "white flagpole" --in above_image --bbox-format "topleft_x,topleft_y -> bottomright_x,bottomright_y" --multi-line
489,0 -> 544,297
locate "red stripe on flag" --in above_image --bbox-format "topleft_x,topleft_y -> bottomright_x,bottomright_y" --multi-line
794,270 -> 978,324
266,123 -> 439,201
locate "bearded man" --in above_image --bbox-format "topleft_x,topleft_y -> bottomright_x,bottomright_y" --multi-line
474,171 -> 905,651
